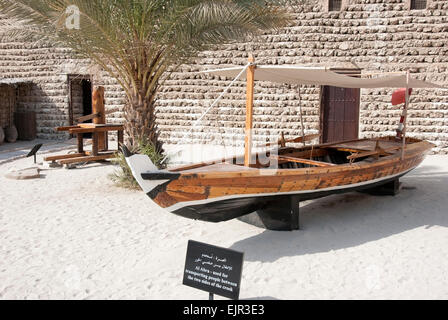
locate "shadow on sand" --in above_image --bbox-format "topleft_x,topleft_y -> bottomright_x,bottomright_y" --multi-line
230,165 -> 448,262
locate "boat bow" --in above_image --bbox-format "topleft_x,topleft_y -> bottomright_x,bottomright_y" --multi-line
121,145 -> 179,194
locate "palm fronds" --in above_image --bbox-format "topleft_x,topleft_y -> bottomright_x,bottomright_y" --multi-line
0,0 -> 295,149
109,137 -> 167,190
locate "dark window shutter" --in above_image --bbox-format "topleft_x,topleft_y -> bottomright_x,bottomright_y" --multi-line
411,0 -> 427,10
328,0 -> 342,11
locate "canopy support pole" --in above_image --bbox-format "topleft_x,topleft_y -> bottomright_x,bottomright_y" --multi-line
298,86 -> 306,147
244,56 -> 256,167
402,70 -> 410,160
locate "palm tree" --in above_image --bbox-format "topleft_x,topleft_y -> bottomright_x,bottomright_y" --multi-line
0,0 -> 292,152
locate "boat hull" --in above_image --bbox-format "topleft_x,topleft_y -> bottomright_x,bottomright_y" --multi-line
125,138 -> 433,227
146,140 -> 433,223
170,168 -> 411,223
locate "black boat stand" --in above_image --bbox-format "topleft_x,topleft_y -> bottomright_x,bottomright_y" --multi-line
359,178 -> 401,196
256,195 -> 301,231
251,178 -> 401,231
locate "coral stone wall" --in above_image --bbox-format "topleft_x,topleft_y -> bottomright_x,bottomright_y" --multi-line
0,13 -> 125,139
0,84 -> 15,128
0,40 -> 125,139
0,0 -> 447,154
156,0 -> 448,154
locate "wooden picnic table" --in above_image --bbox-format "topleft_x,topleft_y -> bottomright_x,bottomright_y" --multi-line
44,123 -> 124,166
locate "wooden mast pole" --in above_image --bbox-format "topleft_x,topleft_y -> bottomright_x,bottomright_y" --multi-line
401,70 -> 410,160
244,55 -> 256,167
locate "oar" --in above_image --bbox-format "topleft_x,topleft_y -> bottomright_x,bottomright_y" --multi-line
266,134 -> 321,147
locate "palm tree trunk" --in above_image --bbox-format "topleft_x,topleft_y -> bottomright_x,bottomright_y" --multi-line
124,88 -> 163,153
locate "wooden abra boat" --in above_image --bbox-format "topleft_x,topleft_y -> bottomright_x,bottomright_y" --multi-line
123,136 -> 434,230
124,60 -> 442,230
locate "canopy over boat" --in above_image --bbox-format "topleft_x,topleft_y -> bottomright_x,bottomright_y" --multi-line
202,65 -> 444,89
200,59 -> 445,166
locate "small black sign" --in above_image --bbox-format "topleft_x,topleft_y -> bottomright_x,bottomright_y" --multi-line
183,240 -> 244,300
26,144 -> 43,158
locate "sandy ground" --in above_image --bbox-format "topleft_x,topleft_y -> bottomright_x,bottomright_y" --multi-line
0,139 -> 79,165
0,152 -> 447,300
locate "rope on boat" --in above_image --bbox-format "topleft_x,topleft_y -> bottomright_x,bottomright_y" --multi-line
161,62 -> 252,164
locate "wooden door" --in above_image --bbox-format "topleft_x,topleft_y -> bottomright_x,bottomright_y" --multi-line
321,86 -> 360,143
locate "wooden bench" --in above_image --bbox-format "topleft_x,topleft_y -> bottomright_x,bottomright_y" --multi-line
45,124 -> 124,166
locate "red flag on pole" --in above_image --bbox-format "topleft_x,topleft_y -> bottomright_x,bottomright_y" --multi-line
391,88 -> 413,106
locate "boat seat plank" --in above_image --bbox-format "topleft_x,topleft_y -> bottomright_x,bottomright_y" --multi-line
271,155 -> 336,167
180,163 -> 258,173
347,146 -> 402,160
327,140 -> 402,152
322,146 -> 371,153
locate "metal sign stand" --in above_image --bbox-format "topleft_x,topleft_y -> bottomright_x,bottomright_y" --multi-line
26,143 -> 43,164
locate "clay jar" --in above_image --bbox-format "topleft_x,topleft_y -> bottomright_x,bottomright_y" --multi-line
0,127 -> 4,145
5,125 -> 18,143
